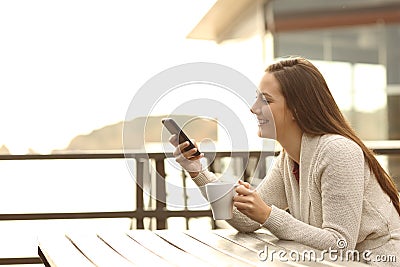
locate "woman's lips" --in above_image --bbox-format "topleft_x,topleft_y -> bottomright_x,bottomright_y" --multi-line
258,119 -> 269,125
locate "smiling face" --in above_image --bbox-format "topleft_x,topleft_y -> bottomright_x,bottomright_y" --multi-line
251,72 -> 297,142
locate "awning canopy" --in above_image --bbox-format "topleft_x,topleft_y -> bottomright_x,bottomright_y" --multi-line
187,0 -> 400,43
186,0 -> 260,43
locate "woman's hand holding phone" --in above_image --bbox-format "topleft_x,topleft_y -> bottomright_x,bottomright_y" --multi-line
169,134 -> 203,177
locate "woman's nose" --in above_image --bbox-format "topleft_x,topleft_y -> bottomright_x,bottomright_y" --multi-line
250,102 -> 259,114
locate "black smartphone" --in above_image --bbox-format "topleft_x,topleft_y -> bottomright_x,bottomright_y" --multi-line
161,118 -> 201,157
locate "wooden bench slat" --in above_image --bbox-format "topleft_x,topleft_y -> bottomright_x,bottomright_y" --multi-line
155,230 -> 249,267
214,229 -> 276,252
246,231 -> 287,250
38,234 -> 95,267
185,230 -> 265,266
127,229 -> 208,267
66,232 -> 135,267
98,232 -> 174,267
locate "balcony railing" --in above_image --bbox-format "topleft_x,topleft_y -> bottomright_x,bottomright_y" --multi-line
0,141 -> 398,265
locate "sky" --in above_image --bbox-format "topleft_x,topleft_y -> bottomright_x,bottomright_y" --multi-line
0,0 -> 225,154
1,1 -> 384,155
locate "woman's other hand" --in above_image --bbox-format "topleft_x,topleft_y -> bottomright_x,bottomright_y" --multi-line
233,180 -> 272,224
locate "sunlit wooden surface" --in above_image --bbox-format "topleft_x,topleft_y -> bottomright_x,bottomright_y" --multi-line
38,229 -> 370,266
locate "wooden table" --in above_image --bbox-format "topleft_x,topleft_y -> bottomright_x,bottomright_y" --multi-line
38,229 -> 369,267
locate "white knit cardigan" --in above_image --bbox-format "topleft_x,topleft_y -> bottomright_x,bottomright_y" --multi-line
193,133 -> 400,266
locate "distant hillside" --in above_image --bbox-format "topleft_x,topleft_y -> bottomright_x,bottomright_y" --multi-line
0,145 -> 10,154
54,115 -> 218,152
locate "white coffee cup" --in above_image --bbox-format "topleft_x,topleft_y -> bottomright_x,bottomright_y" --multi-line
205,182 -> 237,220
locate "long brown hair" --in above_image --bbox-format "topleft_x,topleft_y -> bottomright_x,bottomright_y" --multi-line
266,57 -> 400,216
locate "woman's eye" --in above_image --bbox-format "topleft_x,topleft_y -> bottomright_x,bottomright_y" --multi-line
255,91 -> 271,104
261,96 -> 270,104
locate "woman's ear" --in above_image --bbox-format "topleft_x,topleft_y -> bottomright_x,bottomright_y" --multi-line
286,112 -> 296,122
289,109 -> 297,121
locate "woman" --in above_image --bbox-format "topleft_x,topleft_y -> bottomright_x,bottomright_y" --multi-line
170,57 -> 400,265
